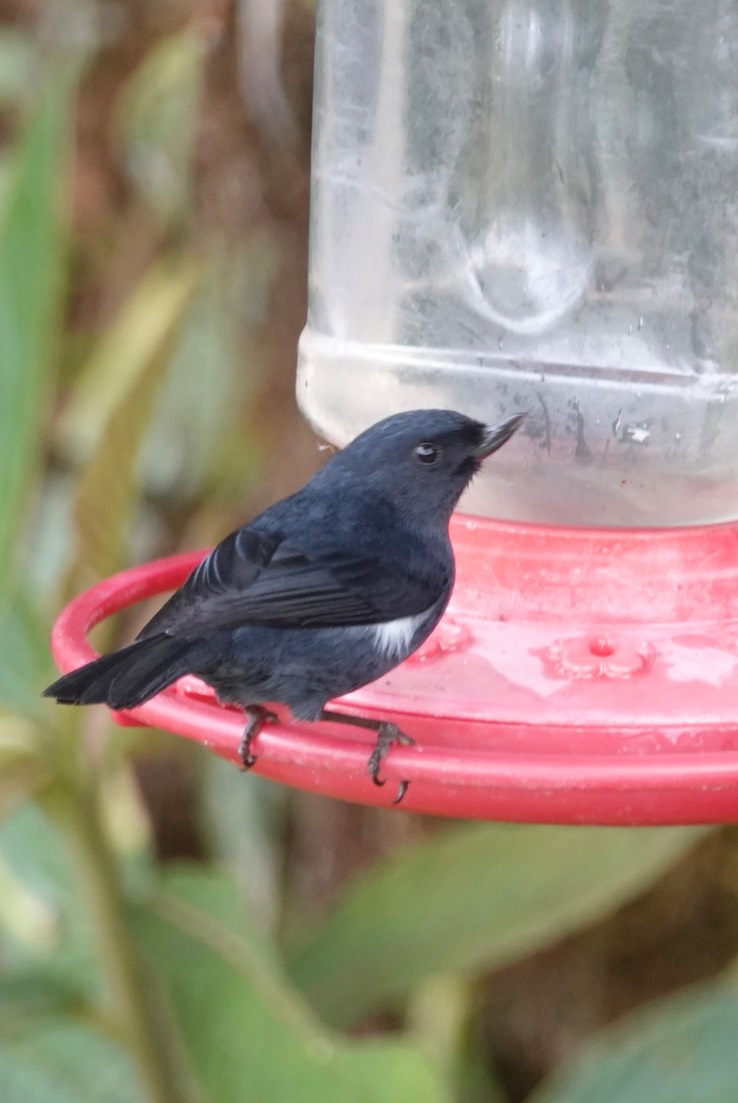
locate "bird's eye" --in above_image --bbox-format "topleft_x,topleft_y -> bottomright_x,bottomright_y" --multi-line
414,442 -> 442,465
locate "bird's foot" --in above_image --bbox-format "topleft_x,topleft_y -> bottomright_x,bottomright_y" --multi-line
368,723 -> 415,804
317,710 -> 415,803
238,707 -> 278,770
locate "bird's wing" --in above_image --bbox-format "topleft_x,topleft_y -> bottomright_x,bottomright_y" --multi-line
137,525 -> 440,639
136,527 -> 280,639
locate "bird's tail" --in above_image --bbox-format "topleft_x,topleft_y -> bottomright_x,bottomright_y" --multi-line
43,635 -> 199,711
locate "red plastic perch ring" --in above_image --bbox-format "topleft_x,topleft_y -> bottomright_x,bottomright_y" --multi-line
49,514 -> 738,825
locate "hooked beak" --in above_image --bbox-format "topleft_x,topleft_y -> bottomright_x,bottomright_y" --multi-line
475,412 -> 526,459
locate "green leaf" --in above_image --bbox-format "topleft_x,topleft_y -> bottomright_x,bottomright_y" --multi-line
0,717 -> 47,820
0,968 -> 84,1030
0,1019 -> 143,1103
117,29 -> 205,227
138,255 -> 263,502
56,256 -> 200,469
132,867 -> 448,1103
0,28 -> 34,106
0,803 -> 72,957
0,76 -> 71,605
0,801 -> 97,993
530,979 -> 738,1103
0,802 -> 72,909
290,823 -> 707,1027
407,975 -> 509,1103
0,811 -> 141,1101
0,846 -> 60,953
59,256 -> 200,592
0,587 -> 51,718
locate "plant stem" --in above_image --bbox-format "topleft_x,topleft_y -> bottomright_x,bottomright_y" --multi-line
42,777 -> 194,1103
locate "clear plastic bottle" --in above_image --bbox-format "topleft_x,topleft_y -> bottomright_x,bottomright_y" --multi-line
297,0 -> 738,526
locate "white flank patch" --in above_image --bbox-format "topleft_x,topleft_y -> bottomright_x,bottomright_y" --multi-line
372,613 -> 428,659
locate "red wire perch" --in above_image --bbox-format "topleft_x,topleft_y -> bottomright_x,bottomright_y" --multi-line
49,515 -> 738,824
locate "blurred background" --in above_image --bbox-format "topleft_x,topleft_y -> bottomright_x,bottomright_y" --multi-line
2,2 -> 738,1100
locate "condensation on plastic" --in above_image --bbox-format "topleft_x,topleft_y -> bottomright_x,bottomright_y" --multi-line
297,0 -> 738,527
49,516 -> 738,825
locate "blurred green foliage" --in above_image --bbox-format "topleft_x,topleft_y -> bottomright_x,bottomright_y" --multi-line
0,11 -> 737,1103
289,824 -> 710,1029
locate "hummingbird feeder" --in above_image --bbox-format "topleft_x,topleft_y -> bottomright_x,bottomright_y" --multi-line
51,0 -> 738,824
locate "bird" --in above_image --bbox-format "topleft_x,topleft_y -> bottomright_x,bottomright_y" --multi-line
44,408 -> 524,801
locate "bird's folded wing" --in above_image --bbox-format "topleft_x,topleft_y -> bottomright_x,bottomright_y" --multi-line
137,527 -> 436,638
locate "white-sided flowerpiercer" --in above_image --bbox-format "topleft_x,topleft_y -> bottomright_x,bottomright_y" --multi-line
44,408 -> 524,801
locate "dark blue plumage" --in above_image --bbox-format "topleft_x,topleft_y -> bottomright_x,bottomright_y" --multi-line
44,408 -> 524,797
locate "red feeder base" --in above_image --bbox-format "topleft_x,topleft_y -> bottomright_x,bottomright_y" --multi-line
49,515 -> 738,825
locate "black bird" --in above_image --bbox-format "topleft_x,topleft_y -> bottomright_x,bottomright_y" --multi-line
44,408 -> 524,800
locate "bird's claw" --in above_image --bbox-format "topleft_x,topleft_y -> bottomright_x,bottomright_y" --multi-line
368,723 -> 414,803
238,707 -> 278,770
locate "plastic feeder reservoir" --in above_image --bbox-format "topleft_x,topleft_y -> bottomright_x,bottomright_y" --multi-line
52,0 -> 738,823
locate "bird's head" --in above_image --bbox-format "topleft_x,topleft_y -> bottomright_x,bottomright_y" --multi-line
316,408 -> 525,522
